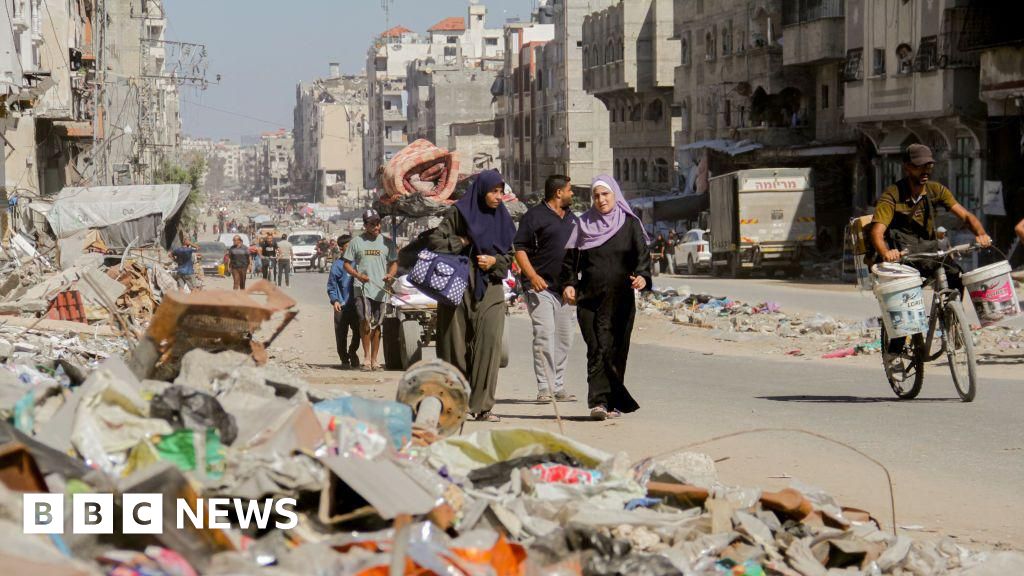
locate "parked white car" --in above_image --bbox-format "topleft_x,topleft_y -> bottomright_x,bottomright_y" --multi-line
287,231 -> 325,271
677,229 -> 712,275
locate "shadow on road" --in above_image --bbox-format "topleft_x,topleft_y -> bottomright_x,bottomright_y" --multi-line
758,395 -> 962,404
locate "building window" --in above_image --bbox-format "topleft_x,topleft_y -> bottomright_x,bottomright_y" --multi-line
623,159 -> 631,181
722,24 -> 732,55
821,84 -> 829,109
955,137 -> 977,210
913,36 -> 938,72
640,160 -> 648,183
705,31 -> 716,61
844,48 -> 863,81
681,37 -> 691,65
872,48 -> 886,76
444,46 -> 457,58
614,159 -> 621,181
654,158 -> 670,183
896,43 -> 914,74
837,68 -> 845,107
723,99 -> 731,126
631,159 -> 638,182
577,141 -> 587,149
486,38 -> 498,46
447,36 -> 458,44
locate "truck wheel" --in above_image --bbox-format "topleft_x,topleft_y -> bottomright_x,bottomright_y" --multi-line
382,317 -> 403,370
500,318 -> 510,368
399,319 -> 423,369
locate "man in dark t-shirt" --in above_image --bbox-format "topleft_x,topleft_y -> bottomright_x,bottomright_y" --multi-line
514,175 -> 578,403
260,233 -> 278,282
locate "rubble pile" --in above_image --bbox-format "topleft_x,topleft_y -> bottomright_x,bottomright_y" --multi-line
641,288 -> 884,358
0,286 -> 1020,574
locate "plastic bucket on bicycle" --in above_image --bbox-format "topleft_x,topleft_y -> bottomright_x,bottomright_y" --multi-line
872,262 -> 920,284
873,272 -> 928,338
961,260 -> 1020,327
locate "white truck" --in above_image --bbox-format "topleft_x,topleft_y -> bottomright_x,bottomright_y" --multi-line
707,168 -> 816,278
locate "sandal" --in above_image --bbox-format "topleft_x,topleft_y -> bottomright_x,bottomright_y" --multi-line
475,411 -> 500,422
554,390 -> 577,402
590,405 -> 608,421
372,365 -> 384,372
360,364 -> 372,372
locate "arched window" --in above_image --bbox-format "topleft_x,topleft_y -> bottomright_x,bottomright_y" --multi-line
640,159 -> 649,183
583,47 -> 589,69
618,37 -> 624,60
647,99 -> 664,123
623,158 -> 631,181
654,158 -> 669,183
606,41 -> 614,63
614,159 -> 621,181
631,159 -> 638,182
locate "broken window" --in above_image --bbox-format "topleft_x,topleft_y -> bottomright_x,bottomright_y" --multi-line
872,48 -> 886,76
843,48 -> 863,81
914,36 -> 938,72
896,43 -> 914,74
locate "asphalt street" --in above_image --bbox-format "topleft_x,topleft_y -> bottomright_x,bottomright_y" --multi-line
244,266 -> 1024,549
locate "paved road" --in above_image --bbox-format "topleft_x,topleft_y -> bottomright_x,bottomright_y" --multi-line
263,268 -> 1023,548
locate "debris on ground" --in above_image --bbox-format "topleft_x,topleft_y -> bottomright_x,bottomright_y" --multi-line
0,285 -> 1020,575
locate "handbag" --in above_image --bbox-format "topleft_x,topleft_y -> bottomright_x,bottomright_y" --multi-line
408,249 -> 470,307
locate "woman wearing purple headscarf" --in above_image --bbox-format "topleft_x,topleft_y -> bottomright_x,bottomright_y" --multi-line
427,170 -> 516,422
561,176 -> 651,420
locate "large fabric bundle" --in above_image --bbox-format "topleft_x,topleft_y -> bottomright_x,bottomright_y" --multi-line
380,139 -> 460,206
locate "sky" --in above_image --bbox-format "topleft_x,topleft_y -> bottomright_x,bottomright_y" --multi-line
165,0 -> 536,142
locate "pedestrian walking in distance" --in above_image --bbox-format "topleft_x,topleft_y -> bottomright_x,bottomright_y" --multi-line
327,234 -> 360,369
428,169 -> 516,422
260,232 -> 278,282
562,176 -> 651,421
225,235 -> 251,290
343,210 -> 398,371
171,239 -> 198,291
276,234 -> 294,287
514,174 -> 578,403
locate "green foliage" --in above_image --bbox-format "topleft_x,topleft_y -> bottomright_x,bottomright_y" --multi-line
155,154 -> 206,233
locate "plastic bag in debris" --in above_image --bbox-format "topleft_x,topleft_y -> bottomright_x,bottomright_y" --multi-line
154,428 -> 226,479
150,384 -> 239,445
331,521 -> 526,576
70,369 -> 173,474
428,428 -> 611,478
314,396 -> 412,450
329,416 -> 389,460
467,452 -> 583,489
807,314 -> 838,335
531,463 -> 603,486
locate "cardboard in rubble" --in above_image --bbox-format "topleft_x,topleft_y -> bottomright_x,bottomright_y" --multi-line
318,455 -> 438,523
129,280 -> 297,381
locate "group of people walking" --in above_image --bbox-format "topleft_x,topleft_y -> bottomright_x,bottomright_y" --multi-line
225,233 -> 294,290
326,169 -> 651,422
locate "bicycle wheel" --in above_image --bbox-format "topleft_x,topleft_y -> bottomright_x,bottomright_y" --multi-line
942,300 -> 977,402
880,323 -> 925,399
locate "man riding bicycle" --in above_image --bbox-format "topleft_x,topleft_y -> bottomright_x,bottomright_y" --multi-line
870,144 -> 992,284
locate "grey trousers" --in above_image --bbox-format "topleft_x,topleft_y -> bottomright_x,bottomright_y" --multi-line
526,289 -> 576,393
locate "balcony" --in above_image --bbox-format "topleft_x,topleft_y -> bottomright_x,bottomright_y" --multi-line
382,108 -> 405,122
783,17 -> 845,66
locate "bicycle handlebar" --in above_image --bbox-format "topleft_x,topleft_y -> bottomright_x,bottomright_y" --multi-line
900,243 -> 978,262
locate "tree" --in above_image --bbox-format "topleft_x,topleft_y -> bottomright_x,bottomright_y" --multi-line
155,153 -> 206,236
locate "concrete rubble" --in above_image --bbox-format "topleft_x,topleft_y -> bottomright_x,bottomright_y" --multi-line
0,247 -> 1020,574
0,289 -> 1020,575
640,286 -> 1024,360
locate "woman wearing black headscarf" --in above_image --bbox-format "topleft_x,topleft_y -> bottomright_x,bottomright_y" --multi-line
427,170 -> 516,422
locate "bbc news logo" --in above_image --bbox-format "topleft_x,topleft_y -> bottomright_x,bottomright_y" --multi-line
23,494 -> 298,534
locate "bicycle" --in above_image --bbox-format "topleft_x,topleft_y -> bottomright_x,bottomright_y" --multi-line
879,244 -> 980,402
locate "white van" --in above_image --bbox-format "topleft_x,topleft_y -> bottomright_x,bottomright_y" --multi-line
288,230 -> 325,271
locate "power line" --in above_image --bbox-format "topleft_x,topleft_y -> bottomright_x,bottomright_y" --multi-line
180,98 -> 289,128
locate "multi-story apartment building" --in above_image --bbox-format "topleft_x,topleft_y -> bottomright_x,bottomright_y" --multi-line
256,130 -> 294,204
843,0 -> 983,215
294,64 -> 368,204
364,2 -> 504,190
583,0 -> 680,199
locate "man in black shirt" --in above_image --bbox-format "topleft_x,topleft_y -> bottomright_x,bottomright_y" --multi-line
514,175 -> 579,403
260,233 -> 278,282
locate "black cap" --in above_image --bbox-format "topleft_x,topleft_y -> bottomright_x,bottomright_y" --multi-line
362,209 -> 381,223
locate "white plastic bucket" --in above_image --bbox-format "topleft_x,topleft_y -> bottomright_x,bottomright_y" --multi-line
961,260 -> 1020,327
874,273 -> 927,338
872,263 -> 920,284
